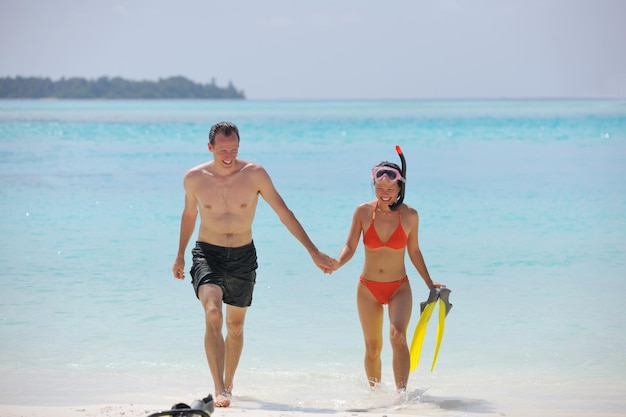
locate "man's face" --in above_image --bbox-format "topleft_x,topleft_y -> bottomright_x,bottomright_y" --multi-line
208,133 -> 239,168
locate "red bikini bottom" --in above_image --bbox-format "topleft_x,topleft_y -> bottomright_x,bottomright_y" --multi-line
359,276 -> 409,305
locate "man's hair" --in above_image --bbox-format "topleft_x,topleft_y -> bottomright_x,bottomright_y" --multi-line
209,122 -> 240,145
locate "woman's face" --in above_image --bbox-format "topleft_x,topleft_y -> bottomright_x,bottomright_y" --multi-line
374,179 -> 400,206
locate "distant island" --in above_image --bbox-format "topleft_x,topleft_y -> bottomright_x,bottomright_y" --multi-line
0,76 -> 245,99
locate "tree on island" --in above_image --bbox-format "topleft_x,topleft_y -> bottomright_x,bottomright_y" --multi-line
0,76 -> 245,99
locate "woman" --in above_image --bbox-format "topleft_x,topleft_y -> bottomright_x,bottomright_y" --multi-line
332,158 -> 443,392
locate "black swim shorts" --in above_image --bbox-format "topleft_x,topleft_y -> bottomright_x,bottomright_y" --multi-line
190,241 -> 258,307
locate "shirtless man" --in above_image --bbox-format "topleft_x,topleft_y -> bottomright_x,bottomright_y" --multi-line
172,121 -> 334,407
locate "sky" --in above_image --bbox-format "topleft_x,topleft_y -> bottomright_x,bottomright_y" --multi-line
1,0 -> 625,100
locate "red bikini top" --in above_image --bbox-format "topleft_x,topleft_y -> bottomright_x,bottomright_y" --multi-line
363,202 -> 408,250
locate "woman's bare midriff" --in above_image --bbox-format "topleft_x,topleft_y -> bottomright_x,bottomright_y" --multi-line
361,248 -> 407,282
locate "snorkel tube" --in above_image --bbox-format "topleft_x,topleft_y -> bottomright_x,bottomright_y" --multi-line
389,145 -> 406,211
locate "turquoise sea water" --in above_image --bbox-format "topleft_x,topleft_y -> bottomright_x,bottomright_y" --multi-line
1,99 -> 625,416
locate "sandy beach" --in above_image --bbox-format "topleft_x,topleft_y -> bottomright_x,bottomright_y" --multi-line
0,405 -> 427,417
0,404 -> 476,417
2,403 -> 626,417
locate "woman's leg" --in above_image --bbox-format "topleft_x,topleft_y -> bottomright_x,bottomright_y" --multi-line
357,281 -> 384,386
387,283 -> 412,391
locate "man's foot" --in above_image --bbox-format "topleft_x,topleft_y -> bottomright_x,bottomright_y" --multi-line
214,392 -> 231,408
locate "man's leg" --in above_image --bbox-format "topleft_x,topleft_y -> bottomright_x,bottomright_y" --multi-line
198,284 -> 227,400
223,304 -> 247,399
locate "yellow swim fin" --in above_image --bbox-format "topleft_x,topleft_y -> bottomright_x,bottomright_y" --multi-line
409,296 -> 436,372
409,287 -> 453,373
430,298 -> 446,371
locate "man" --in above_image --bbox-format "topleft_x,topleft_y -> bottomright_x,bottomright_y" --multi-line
172,121 -> 333,407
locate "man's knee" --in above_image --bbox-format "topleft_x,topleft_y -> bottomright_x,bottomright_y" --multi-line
199,286 -> 223,328
226,316 -> 245,337
225,306 -> 247,337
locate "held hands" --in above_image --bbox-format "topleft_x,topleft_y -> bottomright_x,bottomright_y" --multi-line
311,250 -> 337,274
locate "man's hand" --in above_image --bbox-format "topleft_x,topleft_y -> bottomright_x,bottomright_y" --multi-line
311,250 -> 335,274
172,257 -> 185,280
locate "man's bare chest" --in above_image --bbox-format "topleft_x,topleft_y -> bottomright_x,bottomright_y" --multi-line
196,183 -> 259,213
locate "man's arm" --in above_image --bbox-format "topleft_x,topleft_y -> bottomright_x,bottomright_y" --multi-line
255,166 -> 333,272
172,175 -> 198,279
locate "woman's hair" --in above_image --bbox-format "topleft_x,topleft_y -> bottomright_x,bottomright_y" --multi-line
373,161 -> 405,211
375,161 -> 402,173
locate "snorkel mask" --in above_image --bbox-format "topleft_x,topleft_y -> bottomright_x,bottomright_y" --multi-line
372,166 -> 406,183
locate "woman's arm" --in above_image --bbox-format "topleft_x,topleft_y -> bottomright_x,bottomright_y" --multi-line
335,204 -> 366,270
406,207 -> 441,289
